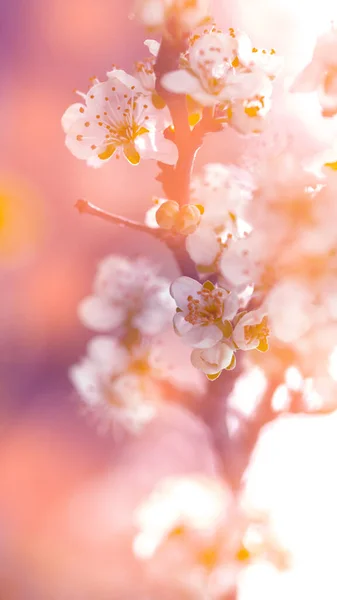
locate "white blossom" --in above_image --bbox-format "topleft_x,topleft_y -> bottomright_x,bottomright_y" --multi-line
170,277 -> 239,349
291,27 -> 337,117
69,337 -> 158,432
267,280 -> 317,343
232,309 -> 269,352
229,95 -> 272,135
133,0 -> 210,34
162,30 -> 272,106
79,255 -> 175,336
219,236 -> 262,291
186,226 -> 222,268
133,475 -> 232,559
62,71 -> 177,166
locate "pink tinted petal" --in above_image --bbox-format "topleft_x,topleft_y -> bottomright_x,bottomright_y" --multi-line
223,293 -> 239,321
65,118 -> 106,160
191,89 -> 219,106
186,227 -> 220,266
69,360 -> 101,406
170,276 -> 202,309
144,39 -> 160,57
225,70 -> 272,100
161,70 -> 201,95
87,336 -> 129,374
173,311 -> 194,336
61,103 -> 85,133
191,342 -> 234,375
220,250 -> 253,287
183,324 -> 223,349
291,62 -> 323,93
108,70 -> 142,91
78,296 -> 127,331
135,132 -> 178,165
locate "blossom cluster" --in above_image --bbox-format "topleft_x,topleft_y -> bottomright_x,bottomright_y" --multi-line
132,474 -> 288,597
70,255 -> 180,432
64,4 -> 337,412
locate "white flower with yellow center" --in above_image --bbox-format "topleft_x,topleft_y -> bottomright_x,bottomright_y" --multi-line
229,94 -> 272,135
236,32 -> 283,80
232,309 -> 269,352
79,255 -> 175,336
62,72 -> 178,166
291,27 -> 337,117
69,337 -> 159,432
170,276 -> 239,348
133,475 -> 232,559
162,31 -> 271,106
133,0 -> 210,35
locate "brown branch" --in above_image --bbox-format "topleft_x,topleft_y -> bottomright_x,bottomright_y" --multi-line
154,38 -> 221,205
75,199 -> 164,238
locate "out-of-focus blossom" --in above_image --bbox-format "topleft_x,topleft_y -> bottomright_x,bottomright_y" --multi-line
133,0 -> 210,35
191,341 -> 235,376
185,163 -> 254,268
233,309 -> 269,352
79,255 -> 175,337
133,475 -> 287,597
62,72 -> 177,166
267,280 -> 318,344
291,26 -> 337,117
190,163 -> 254,225
219,235 -> 262,291
69,336 -> 161,432
236,32 -> 283,79
162,30 -> 271,106
186,226 -> 223,269
170,277 -> 239,349
133,475 -> 233,558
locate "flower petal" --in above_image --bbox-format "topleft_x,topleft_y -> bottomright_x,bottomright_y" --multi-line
78,295 -> 127,331
223,292 -> 239,321
144,39 -> 160,57
87,336 -> 129,374
182,324 -> 223,349
135,132 -> 178,165
61,103 -> 85,133
108,69 -> 143,91
191,342 -> 234,374
291,61 -> 323,93
186,227 -> 220,266
161,70 -> 201,95
170,276 -> 202,309
69,360 -> 101,406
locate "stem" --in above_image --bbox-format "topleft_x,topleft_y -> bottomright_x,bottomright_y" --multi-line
75,199 -> 163,238
154,37 -> 209,205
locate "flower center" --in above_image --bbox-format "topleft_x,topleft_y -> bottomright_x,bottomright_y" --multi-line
185,288 -> 224,325
324,67 -> 337,95
244,316 -> 269,344
198,545 -> 219,571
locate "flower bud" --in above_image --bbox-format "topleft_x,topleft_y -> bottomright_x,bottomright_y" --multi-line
155,200 -> 180,229
174,204 -> 201,235
191,342 -> 234,375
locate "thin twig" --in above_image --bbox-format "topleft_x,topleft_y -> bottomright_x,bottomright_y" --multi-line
75,199 -> 163,238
